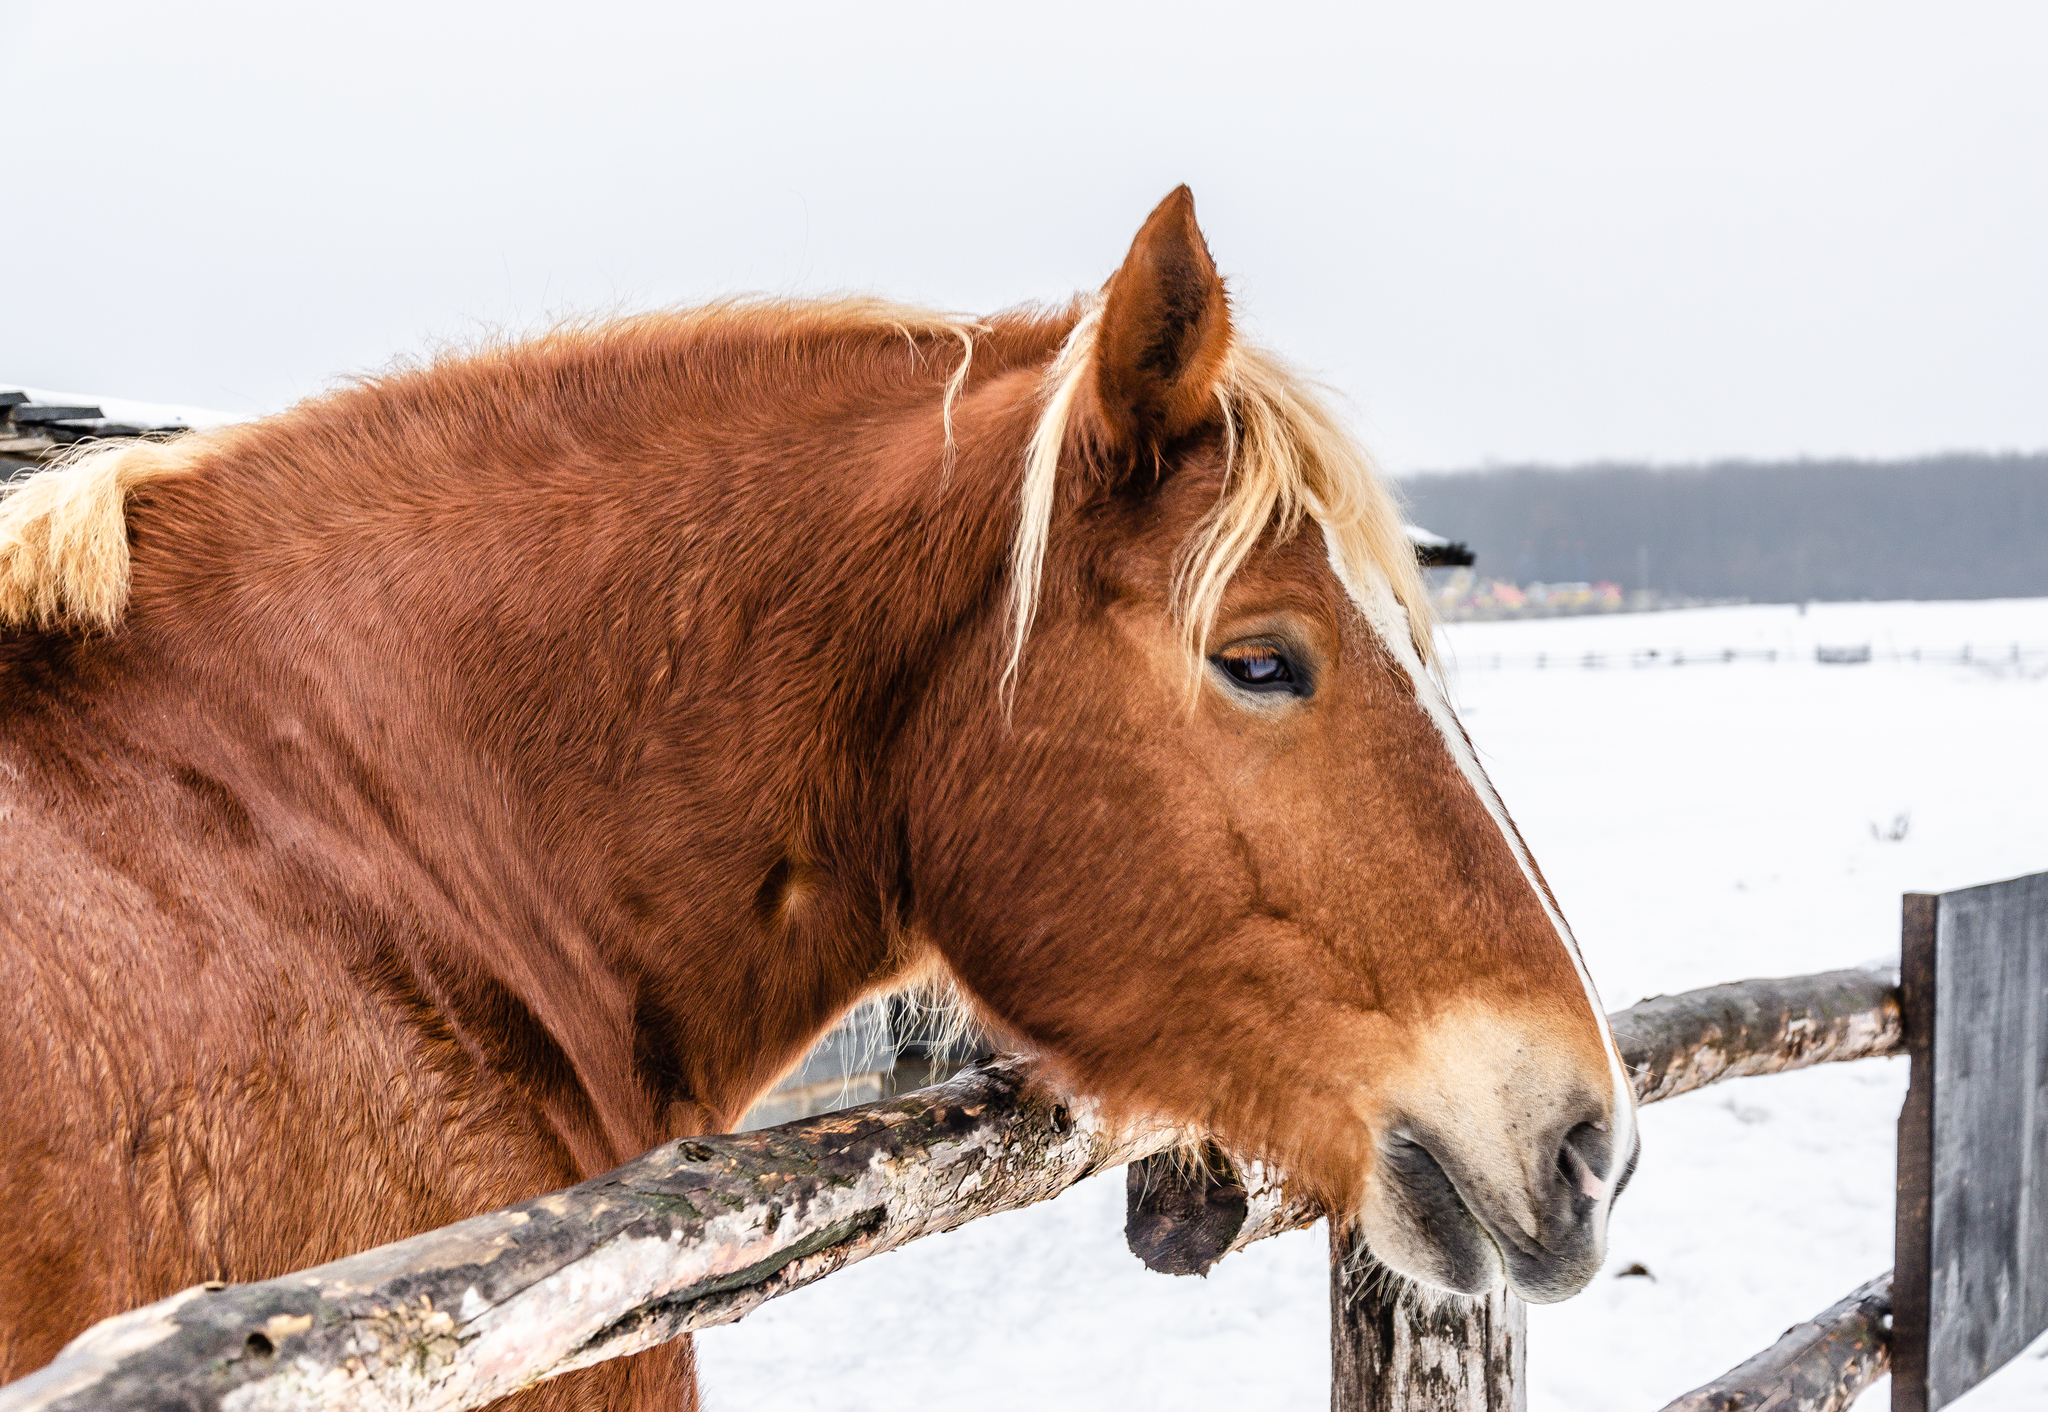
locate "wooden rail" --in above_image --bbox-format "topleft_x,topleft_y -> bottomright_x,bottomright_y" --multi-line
0,1059 -> 1176,1412
1658,1273 -> 1894,1412
1610,966 -> 1902,1104
0,968 -> 1905,1412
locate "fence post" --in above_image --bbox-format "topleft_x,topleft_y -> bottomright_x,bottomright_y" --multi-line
1329,1225 -> 1525,1412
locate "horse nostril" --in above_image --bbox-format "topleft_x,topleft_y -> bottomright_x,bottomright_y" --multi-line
1556,1121 -> 1612,1201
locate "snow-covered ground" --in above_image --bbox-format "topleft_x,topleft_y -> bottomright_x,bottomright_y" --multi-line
695,597 -> 2048,1412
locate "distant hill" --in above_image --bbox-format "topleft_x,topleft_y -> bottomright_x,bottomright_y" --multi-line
1395,453 -> 2048,603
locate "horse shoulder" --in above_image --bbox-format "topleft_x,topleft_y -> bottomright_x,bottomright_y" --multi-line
0,726 -> 582,1378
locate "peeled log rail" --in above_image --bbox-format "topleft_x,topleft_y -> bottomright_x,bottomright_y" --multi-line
1612,966 -> 1902,1104
0,1059 -> 1174,1412
1657,1273 -> 1894,1412
0,968 -> 1906,1412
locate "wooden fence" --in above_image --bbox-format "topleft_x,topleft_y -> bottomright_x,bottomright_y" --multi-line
0,962 -> 1915,1412
7,872 -> 2047,1412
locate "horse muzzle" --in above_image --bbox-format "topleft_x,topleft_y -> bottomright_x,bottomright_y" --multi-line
1357,1102 -> 1637,1303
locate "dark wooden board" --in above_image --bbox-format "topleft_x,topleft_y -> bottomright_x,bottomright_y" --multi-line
8,404 -> 103,423
1894,870 -> 2048,1412
1415,540 -> 1475,568
1892,893 -> 1937,1411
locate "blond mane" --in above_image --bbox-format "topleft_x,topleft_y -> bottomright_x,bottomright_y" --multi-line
0,434 -> 221,632
1004,302 -> 1434,698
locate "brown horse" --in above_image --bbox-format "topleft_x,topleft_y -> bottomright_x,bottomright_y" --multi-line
0,188 -> 1633,1408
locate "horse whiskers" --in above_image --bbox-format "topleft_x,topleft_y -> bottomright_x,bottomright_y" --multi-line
884,972 -> 984,1063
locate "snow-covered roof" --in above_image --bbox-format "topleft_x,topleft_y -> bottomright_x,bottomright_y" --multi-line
1404,521 -> 1474,568
0,384 -> 245,464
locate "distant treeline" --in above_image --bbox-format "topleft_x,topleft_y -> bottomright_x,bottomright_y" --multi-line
1395,453 -> 2048,603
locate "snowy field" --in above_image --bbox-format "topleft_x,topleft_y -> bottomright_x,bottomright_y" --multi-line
696,597 -> 2048,1412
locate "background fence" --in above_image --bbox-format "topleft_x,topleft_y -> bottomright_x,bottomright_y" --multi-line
1445,644 -> 2048,672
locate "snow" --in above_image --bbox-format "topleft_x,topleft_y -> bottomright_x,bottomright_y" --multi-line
695,597 -> 2048,1411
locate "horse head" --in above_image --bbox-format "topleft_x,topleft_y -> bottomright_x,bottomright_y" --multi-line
0,187 -> 1632,1319
902,189 -> 1636,1302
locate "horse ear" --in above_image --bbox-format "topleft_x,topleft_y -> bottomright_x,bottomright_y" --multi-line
1090,186 -> 1233,459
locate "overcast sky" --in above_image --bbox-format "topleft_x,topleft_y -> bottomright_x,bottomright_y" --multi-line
5,1 -> 2044,472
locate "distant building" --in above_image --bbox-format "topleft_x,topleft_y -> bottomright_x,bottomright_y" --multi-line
1405,523 -> 1475,569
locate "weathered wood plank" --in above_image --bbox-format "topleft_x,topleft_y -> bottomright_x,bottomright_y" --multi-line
1658,1272 -> 1892,1412
6,404 -> 103,423
1895,869 -> 2048,1412
1892,893 -> 1938,1412
0,1058 -> 1174,1412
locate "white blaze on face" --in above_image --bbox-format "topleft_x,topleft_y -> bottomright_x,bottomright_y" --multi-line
1327,544 -> 1639,1245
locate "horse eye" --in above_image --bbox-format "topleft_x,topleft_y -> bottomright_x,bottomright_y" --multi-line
1212,646 -> 1303,694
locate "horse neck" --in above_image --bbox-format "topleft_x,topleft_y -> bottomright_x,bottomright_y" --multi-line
117,333 -> 1035,1135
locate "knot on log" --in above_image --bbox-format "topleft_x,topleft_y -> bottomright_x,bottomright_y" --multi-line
1125,1145 -> 1248,1276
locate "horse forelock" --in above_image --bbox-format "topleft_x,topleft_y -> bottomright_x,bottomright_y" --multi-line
1003,299 -> 1435,702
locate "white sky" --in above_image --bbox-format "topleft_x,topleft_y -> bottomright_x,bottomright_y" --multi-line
4,1 -> 2044,472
